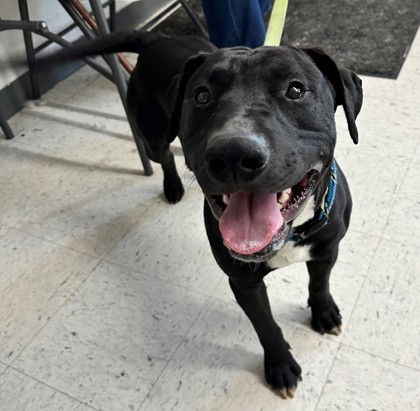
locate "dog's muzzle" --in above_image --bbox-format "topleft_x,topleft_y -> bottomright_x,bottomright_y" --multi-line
205,169 -> 320,262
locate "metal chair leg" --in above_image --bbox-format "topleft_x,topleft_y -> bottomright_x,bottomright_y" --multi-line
89,0 -> 153,176
0,113 -> 14,140
18,0 -> 40,100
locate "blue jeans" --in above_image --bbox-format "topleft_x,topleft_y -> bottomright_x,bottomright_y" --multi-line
201,0 -> 271,48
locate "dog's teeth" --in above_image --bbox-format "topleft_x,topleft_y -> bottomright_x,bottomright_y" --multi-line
278,188 -> 291,205
222,195 -> 230,205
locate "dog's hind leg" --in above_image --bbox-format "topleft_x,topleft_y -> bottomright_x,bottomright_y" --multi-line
152,144 -> 184,204
128,94 -> 184,204
135,130 -> 184,204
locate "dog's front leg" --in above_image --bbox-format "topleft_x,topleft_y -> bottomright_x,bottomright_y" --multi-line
306,258 -> 342,335
229,278 -> 302,398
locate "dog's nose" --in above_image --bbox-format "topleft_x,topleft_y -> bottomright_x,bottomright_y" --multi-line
205,134 -> 269,183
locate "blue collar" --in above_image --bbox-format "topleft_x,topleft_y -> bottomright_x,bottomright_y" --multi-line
289,159 -> 337,242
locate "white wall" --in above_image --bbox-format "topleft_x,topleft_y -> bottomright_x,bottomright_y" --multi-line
0,0 -> 129,90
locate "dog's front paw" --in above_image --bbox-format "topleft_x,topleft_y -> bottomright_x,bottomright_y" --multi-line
163,179 -> 184,204
264,351 -> 302,399
309,297 -> 342,335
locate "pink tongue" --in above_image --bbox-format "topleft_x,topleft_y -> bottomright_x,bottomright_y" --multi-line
219,192 -> 283,255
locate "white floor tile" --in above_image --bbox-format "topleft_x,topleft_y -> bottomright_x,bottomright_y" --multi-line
339,151 -> 407,237
395,55 -> 420,101
0,225 -> 11,239
140,298 -> 339,411
412,138 -> 420,165
3,116 -> 164,257
0,142 -> 65,226
0,367 -> 93,411
382,162 -> 420,244
0,362 -> 7,375
105,187 -> 224,294
408,27 -> 420,57
8,103 -> 131,164
0,229 -> 99,364
14,166 -> 156,258
336,95 -> 420,162
316,346 -> 420,411
41,65 -> 101,104
13,261 -> 208,411
343,239 -> 420,368
67,75 -> 128,117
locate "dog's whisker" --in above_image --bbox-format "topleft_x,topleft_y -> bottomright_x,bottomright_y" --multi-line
182,171 -> 200,192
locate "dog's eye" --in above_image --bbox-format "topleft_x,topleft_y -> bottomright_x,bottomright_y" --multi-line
286,82 -> 305,100
195,88 -> 211,104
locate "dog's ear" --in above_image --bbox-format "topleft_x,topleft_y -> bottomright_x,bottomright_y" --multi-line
302,48 -> 363,144
167,53 -> 209,143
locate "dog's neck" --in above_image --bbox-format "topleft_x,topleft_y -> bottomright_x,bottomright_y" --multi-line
289,160 -> 337,243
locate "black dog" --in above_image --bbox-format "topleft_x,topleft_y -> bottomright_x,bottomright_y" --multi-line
42,31 -> 362,398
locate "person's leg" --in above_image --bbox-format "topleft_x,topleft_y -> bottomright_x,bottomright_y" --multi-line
202,0 -> 271,48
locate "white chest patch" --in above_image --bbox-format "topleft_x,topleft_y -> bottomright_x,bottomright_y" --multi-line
268,196 -> 316,269
268,241 -> 312,269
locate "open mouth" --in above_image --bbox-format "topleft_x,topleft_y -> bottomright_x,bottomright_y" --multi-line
205,170 -> 319,262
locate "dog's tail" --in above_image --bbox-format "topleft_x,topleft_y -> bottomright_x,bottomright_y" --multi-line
9,30 -> 165,69
46,30 -> 164,63
57,30 -> 164,60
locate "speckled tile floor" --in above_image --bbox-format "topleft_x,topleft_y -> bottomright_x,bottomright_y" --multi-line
0,28 -> 419,411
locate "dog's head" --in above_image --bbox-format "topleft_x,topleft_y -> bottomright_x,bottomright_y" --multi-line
167,46 -> 362,261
